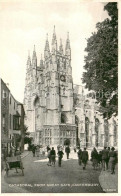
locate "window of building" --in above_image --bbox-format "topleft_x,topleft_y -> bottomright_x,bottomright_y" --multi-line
14,102 -> 15,109
13,115 -> 20,130
61,105 -> 63,108
61,113 -> 67,123
2,90 -> 7,105
2,114 -> 5,128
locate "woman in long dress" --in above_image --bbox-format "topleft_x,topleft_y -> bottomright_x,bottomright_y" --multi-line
91,147 -> 98,170
109,147 -> 117,174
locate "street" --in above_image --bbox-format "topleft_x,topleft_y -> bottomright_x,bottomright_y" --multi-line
3,151 -> 104,193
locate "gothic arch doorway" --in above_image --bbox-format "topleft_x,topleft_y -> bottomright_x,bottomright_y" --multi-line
85,117 -> 89,147
64,139 -> 70,146
95,118 -> 99,147
75,115 -> 80,147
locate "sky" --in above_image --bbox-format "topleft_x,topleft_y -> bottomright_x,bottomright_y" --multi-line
0,0 -> 110,103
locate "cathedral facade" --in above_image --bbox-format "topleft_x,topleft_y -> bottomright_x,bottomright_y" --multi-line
24,27 -> 118,149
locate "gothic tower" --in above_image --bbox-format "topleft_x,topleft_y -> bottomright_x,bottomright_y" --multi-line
24,27 -> 76,147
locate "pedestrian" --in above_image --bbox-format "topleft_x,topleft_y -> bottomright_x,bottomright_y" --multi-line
50,147 -> 56,166
47,145 -> 50,152
47,147 -> 51,166
32,145 -> 36,157
98,151 -> 102,168
101,146 -> 109,170
77,148 -> 82,165
91,147 -> 98,170
109,147 -> 117,174
74,146 -> 76,153
57,145 -> 60,152
57,148 -> 64,167
82,147 -> 89,170
107,147 -> 110,170
36,145 -> 40,157
65,146 -> 70,159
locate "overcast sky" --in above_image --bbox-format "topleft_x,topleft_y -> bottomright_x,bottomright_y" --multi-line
0,0 -> 110,103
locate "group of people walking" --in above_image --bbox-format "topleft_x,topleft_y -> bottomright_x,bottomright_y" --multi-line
32,144 -> 117,174
32,145 -> 45,157
77,146 -> 118,174
47,146 -> 64,167
91,146 -> 117,174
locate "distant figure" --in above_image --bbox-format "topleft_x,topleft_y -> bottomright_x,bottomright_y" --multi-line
101,147 -> 109,170
47,145 -> 50,152
74,147 -> 76,153
36,146 -> 40,157
65,146 -> 70,159
91,147 -> 98,170
50,147 -> 56,166
32,145 -> 36,157
82,147 -> 89,170
109,147 -> 117,174
57,145 -> 60,152
98,151 -> 102,168
107,147 -> 110,169
58,148 -> 64,167
47,148 -> 51,166
77,148 -> 82,165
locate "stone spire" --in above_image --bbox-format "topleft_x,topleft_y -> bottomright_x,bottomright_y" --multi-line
26,50 -> 31,69
44,33 -> 50,59
51,25 -> 57,54
40,54 -> 44,69
59,38 -> 63,54
65,32 -> 71,59
32,45 -> 37,67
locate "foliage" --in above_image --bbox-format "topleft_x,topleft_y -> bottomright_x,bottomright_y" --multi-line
82,2 -> 118,118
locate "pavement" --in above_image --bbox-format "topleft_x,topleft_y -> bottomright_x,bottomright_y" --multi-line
99,164 -> 118,193
1,150 -> 30,193
1,150 -> 118,193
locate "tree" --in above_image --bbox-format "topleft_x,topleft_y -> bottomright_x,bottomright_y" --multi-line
82,2 -> 118,118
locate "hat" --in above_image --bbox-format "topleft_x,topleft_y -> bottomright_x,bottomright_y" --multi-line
111,147 -> 115,151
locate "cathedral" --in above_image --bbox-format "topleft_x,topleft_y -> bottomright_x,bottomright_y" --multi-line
24,27 -> 118,149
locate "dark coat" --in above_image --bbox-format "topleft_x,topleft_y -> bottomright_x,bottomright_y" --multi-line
50,149 -> 56,156
101,149 -> 109,160
65,147 -> 70,154
78,149 -> 82,159
91,150 -> 98,159
58,151 -> 64,158
82,150 -> 88,161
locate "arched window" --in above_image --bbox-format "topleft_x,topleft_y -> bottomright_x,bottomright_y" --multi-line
75,115 -> 80,146
61,113 -> 67,123
95,118 -> 99,147
85,117 -> 89,147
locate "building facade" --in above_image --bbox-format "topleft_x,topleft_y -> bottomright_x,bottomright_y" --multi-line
24,28 -> 118,149
0,78 -> 25,158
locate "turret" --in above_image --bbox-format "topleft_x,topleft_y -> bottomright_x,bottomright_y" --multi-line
51,25 -> 57,54
44,34 -> 50,59
26,51 -> 31,69
59,39 -> 63,55
65,32 -> 71,60
32,45 -> 37,68
40,54 -> 44,70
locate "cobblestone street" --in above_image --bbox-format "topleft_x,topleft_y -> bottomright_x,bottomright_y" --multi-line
2,151 -> 104,193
